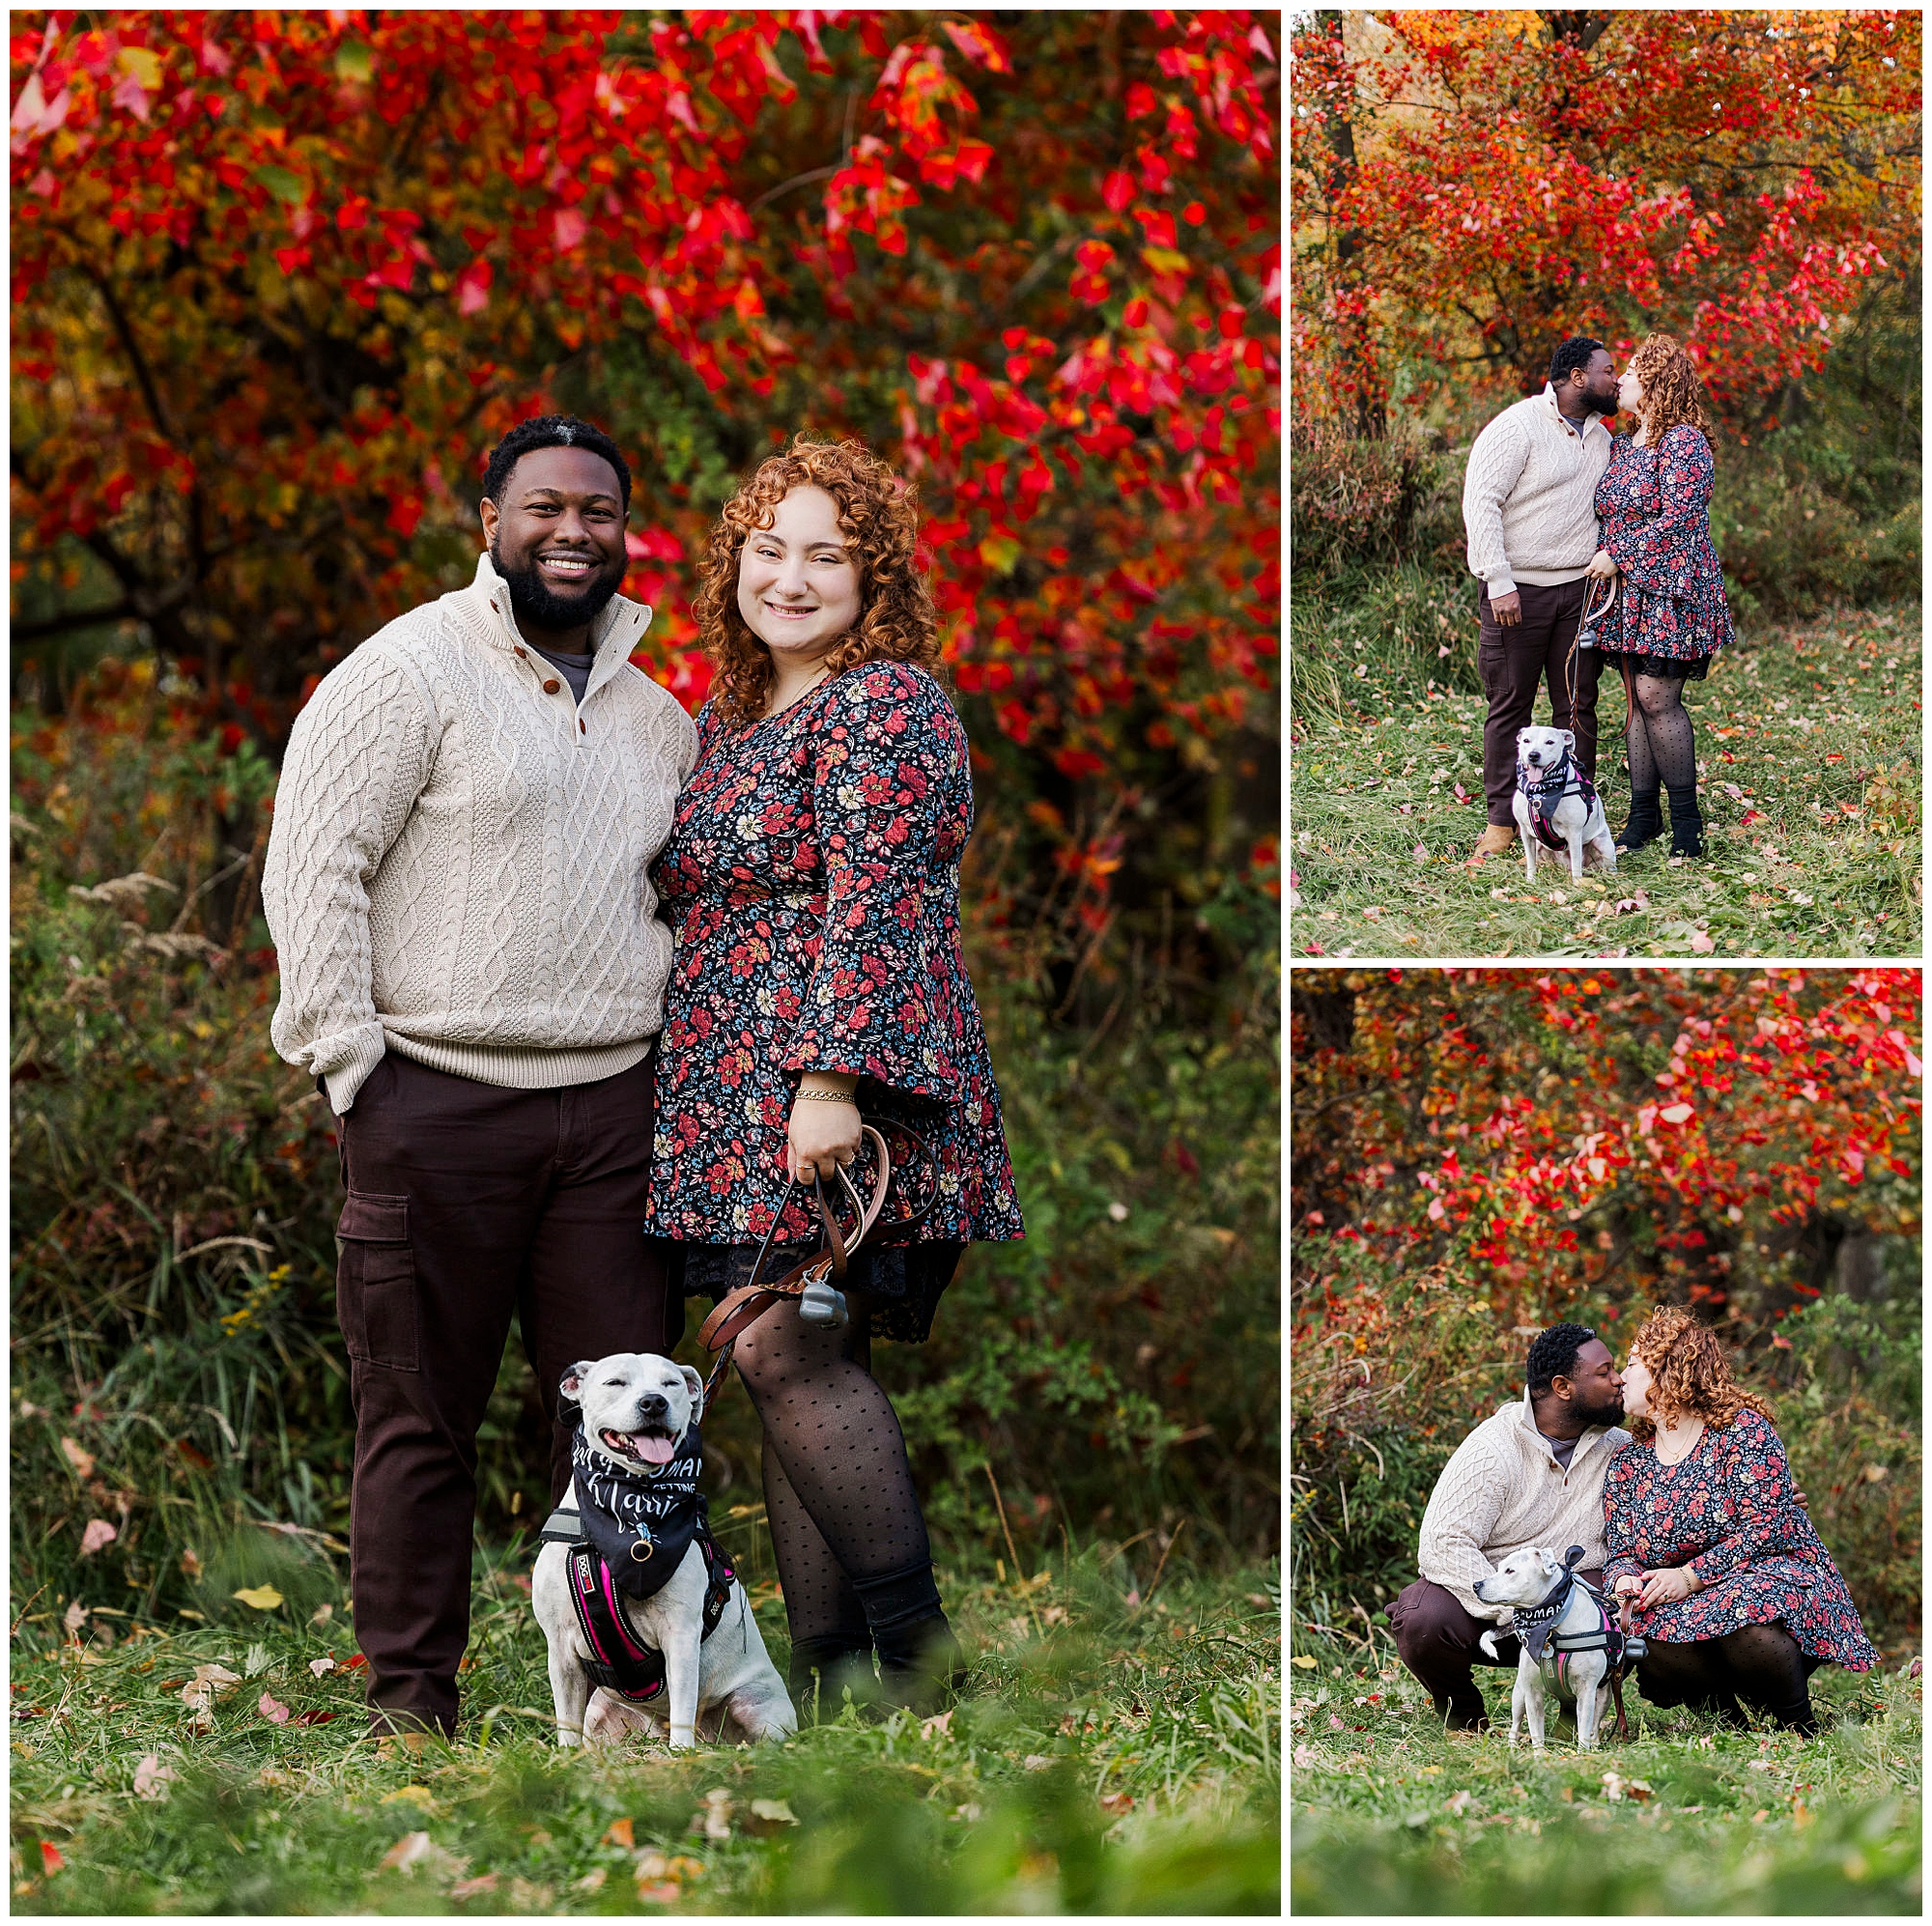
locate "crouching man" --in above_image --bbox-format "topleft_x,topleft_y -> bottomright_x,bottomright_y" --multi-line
1388,1323 -> 1629,1730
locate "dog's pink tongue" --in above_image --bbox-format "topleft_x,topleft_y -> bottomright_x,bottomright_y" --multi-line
635,1433 -> 676,1466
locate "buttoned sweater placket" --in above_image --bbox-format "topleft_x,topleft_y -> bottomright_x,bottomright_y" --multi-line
494,596 -> 597,750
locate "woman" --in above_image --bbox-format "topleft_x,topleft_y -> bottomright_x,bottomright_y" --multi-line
1604,1307 -> 1878,1734
1583,333 -> 1735,859
644,436 -> 1025,1718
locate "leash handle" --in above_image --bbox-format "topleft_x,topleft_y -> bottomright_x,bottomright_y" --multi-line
698,1124 -> 899,1409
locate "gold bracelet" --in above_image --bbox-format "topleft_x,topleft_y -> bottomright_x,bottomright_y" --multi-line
796,1088 -> 857,1104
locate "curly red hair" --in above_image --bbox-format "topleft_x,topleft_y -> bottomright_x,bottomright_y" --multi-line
1626,1304 -> 1774,1442
693,436 -> 942,726
1629,332 -> 1716,455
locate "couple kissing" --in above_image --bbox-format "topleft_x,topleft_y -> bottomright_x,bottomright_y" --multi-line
1390,1311 -> 1878,1737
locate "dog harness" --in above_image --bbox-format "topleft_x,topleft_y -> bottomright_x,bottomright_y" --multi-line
1508,1544 -> 1644,1701
1517,751 -> 1600,852
538,1418 -> 739,1704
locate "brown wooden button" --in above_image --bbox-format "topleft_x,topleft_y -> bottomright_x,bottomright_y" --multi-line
579,718 -> 586,733
514,645 -> 526,658
543,678 -> 561,694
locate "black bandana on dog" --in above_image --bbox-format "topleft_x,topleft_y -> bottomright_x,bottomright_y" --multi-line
1518,751 -> 1601,853
569,1417 -> 704,1601
1506,1544 -> 1589,1662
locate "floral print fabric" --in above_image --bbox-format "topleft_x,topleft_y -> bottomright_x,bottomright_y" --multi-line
1603,1409 -> 1878,1670
1593,425 -> 1736,665
644,661 -> 1025,1256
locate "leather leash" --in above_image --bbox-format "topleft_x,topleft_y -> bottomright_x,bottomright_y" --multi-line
696,1119 -> 937,1408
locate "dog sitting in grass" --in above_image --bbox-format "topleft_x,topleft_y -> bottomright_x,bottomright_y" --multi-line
531,1352 -> 795,1749
1512,724 -> 1617,884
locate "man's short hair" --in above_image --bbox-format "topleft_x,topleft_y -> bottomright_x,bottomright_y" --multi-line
1548,337 -> 1605,388
1526,1321 -> 1598,1396
481,414 -> 632,516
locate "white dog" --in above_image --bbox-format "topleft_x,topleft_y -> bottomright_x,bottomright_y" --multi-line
532,1352 -> 795,1750
1472,1545 -> 1632,1752
1512,725 -> 1617,884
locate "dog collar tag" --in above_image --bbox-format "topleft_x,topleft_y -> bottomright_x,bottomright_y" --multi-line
629,1532 -> 655,1563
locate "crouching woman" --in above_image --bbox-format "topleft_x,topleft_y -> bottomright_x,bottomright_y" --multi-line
1605,1307 -> 1879,1733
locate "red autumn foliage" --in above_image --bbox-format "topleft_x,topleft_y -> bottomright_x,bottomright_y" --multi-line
11,9 -> 1279,808
1291,10 -> 1920,428
1292,969 -> 1922,1337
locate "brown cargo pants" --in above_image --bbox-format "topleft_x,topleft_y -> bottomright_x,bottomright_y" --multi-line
332,1048 -> 672,1737
1478,577 -> 1604,827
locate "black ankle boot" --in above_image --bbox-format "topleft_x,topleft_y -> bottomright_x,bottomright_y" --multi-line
872,1614 -> 967,1714
1617,788 -> 1663,853
786,1637 -> 877,1724
852,1561 -> 967,1714
1667,784 -> 1705,857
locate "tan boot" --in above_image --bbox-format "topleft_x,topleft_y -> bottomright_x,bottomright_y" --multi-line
1471,824 -> 1517,859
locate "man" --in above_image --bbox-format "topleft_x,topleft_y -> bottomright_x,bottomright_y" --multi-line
264,414 -> 698,1740
1388,1323 -> 1629,1730
1462,339 -> 1620,860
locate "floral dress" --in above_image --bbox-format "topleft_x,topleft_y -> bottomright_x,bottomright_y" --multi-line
644,660 -> 1024,1341
1593,424 -> 1736,679
1603,1409 -> 1878,1671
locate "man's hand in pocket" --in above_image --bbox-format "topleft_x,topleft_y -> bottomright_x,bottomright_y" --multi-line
1489,590 -> 1522,627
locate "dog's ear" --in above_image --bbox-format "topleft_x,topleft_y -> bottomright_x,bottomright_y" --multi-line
678,1364 -> 705,1423
1561,729 -> 1576,751
557,1361 -> 599,1408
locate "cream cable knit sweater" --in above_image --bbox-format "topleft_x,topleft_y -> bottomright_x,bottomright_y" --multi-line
1462,384 -> 1615,597
264,552 -> 698,1115
1418,1392 -> 1632,1625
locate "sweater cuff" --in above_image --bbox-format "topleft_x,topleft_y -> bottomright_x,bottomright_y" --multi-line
1485,571 -> 1518,599
310,1022 -> 388,1116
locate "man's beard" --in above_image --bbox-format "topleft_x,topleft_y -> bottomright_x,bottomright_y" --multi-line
491,542 -> 625,635
1581,388 -> 1619,417
1578,1386 -> 1628,1427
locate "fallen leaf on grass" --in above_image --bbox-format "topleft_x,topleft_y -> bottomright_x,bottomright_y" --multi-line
745,1799 -> 797,1835
257,1691 -> 291,1725
59,1437 -> 95,1479
604,1817 -> 636,1850
1453,782 -> 1471,804
1445,1790 -> 1474,1816
1689,930 -> 1716,953
133,1755 -> 178,1800
233,1585 -> 284,1611
1023,1753 -> 1054,1770
63,1600 -> 89,1636
295,1710 -> 336,1726
450,1872 -> 498,1899
1290,1656 -> 1317,1669
692,1789 -> 733,1840
375,1830 -> 466,1881
78,1519 -> 118,1556
40,1842 -> 63,1874
180,1663 -> 243,1710
1100,1791 -> 1134,1817
308,1656 -> 336,1678
575,1867 -> 608,1891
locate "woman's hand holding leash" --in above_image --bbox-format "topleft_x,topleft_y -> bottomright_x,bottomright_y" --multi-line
788,1071 -> 861,1183
1585,548 -> 1619,580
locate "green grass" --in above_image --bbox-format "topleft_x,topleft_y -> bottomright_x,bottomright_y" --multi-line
1290,1631 -> 1920,1914
8,1549 -> 1278,1914
1290,601 -> 1920,957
